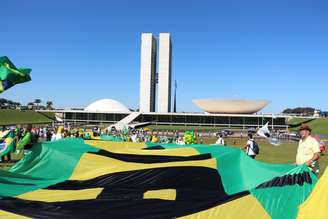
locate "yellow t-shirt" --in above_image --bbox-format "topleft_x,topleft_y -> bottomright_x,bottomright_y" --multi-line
296,136 -> 320,165
151,136 -> 158,143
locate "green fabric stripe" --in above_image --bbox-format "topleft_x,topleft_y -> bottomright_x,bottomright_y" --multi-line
251,171 -> 316,219
100,135 -> 124,142
0,138 -> 98,197
145,142 -> 317,219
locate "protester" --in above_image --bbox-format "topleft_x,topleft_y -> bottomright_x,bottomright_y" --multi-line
215,133 -> 225,145
242,133 -> 259,159
46,128 -> 53,141
176,136 -> 185,145
51,126 -> 64,141
130,132 -> 138,142
16,124 -> 34,152
151,134 -> 159,143
295,124 -> 320,175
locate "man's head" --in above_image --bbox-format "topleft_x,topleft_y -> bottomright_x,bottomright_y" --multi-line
248,133 -> 253,139
25,124 -> 32,132
299,124 -> 312,139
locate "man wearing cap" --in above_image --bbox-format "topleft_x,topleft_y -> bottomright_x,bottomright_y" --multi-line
296,124 -> 320,174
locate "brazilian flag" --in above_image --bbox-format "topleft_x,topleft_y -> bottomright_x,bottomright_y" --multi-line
0,139 -> 323,218
0,130 -> 15,158
0,56 -> 31,93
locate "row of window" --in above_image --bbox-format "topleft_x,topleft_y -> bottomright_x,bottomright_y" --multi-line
64,112 -> 287,126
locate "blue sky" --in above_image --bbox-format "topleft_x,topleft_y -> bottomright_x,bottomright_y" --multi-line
2,0 -> 328,113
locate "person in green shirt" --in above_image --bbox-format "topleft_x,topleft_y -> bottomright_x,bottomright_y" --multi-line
16,124 -> 33,153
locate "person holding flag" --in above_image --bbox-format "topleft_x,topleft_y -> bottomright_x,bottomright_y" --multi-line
295,124 -> 321,175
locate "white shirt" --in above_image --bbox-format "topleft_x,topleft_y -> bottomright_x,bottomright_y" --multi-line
130,134 -> 137,142
246,139 -> 256,155
216,137 -> 225,145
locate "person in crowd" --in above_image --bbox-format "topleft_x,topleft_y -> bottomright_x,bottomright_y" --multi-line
295,124 -> 320,175
215,133 -> 225,145
52,126 -> 64,141
46,128 -> 52,141
16,124 -> 34,152
151,134 -> 159,143
176,136 -> 185,145
242,133 -> 259,159
130,131 -> 138,142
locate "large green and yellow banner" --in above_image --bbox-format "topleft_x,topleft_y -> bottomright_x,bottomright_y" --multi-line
0,139 -> 325,218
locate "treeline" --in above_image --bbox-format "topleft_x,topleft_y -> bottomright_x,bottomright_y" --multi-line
282,107 -> 315,116
0,98 -> 54,110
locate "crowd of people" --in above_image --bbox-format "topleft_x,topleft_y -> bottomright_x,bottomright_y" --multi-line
0,123 -> 325,176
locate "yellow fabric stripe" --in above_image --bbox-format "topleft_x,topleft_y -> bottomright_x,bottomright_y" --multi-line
0,82 -> 3,92
70,153 -> 217,180
85,140 -> 145,151
297,168 -> 328,219
17,188 -> 103,202
144,189 -> 176,201
85,140 -> 199,156
178,195 -> 270,219
0,210 -> 31,219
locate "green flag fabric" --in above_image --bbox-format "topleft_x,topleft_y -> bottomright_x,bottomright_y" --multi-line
0,139 -> 321,218
0,56 -> 31,93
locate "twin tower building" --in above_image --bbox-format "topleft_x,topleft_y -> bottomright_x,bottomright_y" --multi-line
139,33 -> 172,113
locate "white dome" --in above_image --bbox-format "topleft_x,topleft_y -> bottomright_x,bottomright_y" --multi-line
85,99 -> 130,113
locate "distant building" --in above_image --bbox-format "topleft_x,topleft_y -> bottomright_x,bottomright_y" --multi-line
139,33 -> 157,112
157,33 -> 172,113
193,99 -> 270,114
139,33 -> 172,113
320,111 -> 328,117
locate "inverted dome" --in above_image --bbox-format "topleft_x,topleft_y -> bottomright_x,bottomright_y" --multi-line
193,99 -> 270,114
85,99 -> 130,113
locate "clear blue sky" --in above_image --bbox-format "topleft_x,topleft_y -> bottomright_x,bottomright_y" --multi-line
2,0 -> 328,113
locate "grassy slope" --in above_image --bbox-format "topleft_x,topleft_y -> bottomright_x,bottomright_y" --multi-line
289,118 -> 328,136
0,109 -> 54,125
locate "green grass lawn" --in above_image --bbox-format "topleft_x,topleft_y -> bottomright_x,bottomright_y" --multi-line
288,118 -> 328,136
0,109 -> 55,125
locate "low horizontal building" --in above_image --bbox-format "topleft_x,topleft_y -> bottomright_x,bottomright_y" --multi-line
41,99 -> 311,130
46,109 -> 289,130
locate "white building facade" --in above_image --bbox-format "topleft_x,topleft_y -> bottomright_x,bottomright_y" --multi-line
139,33 -> 157,112
139,33 -> 172,113
157,33 -> 172,113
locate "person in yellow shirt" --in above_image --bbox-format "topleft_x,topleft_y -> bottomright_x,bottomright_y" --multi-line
151,134 -> 159,143
296,124 -> 320,174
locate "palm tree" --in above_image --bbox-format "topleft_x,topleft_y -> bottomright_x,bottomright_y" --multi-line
27,102 -> 34,110
46,101 -> 53,110
34,99 -> 41,110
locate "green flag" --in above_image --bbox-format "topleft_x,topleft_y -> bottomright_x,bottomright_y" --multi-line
0,56 -> 31,93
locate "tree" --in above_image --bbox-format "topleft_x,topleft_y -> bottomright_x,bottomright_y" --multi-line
282,107 -> 315,116
27,102 -> 34,110
34,99 -> 42,110
46,101 -> 53,110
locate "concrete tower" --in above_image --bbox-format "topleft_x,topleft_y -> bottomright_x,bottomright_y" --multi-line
157,33 -> 172,113
139,33 -> 157,112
